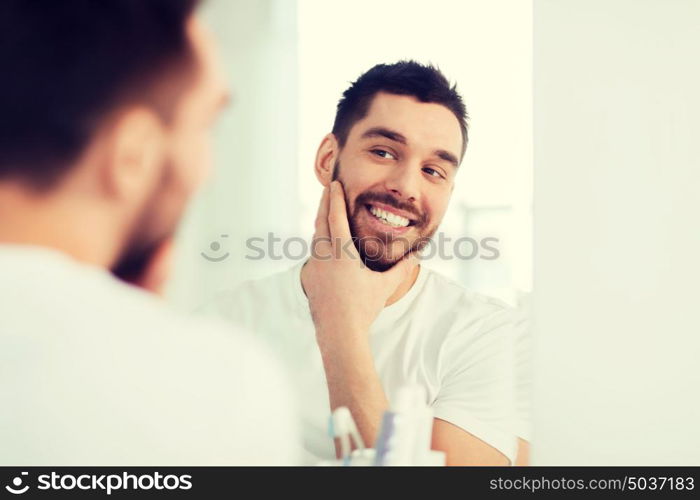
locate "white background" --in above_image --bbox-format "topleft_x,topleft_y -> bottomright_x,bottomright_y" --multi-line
533,0 -> 700,464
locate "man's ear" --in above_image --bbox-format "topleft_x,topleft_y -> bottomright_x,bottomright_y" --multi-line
101,107 -> 166,203
314,133 -> 339,187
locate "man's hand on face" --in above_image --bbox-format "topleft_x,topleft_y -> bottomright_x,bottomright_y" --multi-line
303,181 -> 418,347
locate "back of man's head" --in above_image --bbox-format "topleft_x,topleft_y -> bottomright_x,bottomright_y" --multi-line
0,0 -> 231,288
0,0 -> 199,190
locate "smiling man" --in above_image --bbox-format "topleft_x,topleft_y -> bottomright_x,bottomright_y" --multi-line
204,61 -> 526,465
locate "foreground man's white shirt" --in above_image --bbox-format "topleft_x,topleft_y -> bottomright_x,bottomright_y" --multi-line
203,262 -> 522,465
0,245 -> 300,465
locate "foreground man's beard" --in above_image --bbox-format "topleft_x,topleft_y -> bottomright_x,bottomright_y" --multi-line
111,237 -> 167,284
111,163 -> 184,285
333,161 -> 437,272
111,188 -> 176,284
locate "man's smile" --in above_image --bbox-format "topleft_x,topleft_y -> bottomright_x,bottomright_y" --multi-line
366,201 -> 418,226
363,203 -> 418,235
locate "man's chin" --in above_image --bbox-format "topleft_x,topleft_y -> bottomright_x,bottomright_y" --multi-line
354,239 -> 410,272
111,240 -> 161,284
361,257 -> 401,273
350,218 -> 435,272
358,246 -> 417,272
111,229 -> 173,284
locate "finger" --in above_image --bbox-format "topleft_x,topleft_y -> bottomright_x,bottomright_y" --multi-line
313,185 -> 331,241
312,186 -> 332,260
328,181 -> 354,253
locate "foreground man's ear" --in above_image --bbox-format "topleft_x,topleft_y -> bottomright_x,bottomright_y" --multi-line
101,107 -> 166,203
314,133 -> 339,187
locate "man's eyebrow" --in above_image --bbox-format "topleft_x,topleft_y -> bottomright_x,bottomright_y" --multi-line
360,127 -> 407,145
435,149 -> 459,168
361,126 -> 460,167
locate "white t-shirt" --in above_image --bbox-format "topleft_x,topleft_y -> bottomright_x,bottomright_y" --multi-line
202,262 -> 524,464
0,245 -> 300,465
512,293 -> 533,443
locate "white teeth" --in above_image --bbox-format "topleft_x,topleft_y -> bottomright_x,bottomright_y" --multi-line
369,206 -> 410,227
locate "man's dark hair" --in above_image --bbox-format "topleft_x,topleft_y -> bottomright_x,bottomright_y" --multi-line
332,61 -> 468,159
0,0 -> 200,190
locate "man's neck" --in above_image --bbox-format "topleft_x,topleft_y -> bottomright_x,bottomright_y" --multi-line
0,184 -> 119,269
386,262 -> 420,306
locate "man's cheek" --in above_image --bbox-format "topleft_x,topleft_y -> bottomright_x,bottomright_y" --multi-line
191,140 -> 213,187
173,136 -> 212,193
428,202 -> 448,225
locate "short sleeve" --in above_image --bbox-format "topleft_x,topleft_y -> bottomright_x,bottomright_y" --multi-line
431,306 -> 518,464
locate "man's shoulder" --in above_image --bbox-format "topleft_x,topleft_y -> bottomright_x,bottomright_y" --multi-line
199,263 -> 304,320
410,267 -> 524,350
232,264 -> 300,297
0,245 -> 265,359
420,266 -> 514,318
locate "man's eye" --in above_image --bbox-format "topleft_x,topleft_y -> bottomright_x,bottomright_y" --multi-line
371,149 -> 397,160
423,167 -> 444,179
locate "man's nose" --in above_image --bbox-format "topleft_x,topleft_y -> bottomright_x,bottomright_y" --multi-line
383,163 -> 421,203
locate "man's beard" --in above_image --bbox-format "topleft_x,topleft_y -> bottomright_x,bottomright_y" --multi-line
111,163 -> 184,285
111,230 -> 170,285
333,160 -> 437,272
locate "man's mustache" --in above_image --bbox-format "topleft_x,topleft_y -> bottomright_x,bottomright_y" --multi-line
353,191 -> 428,227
